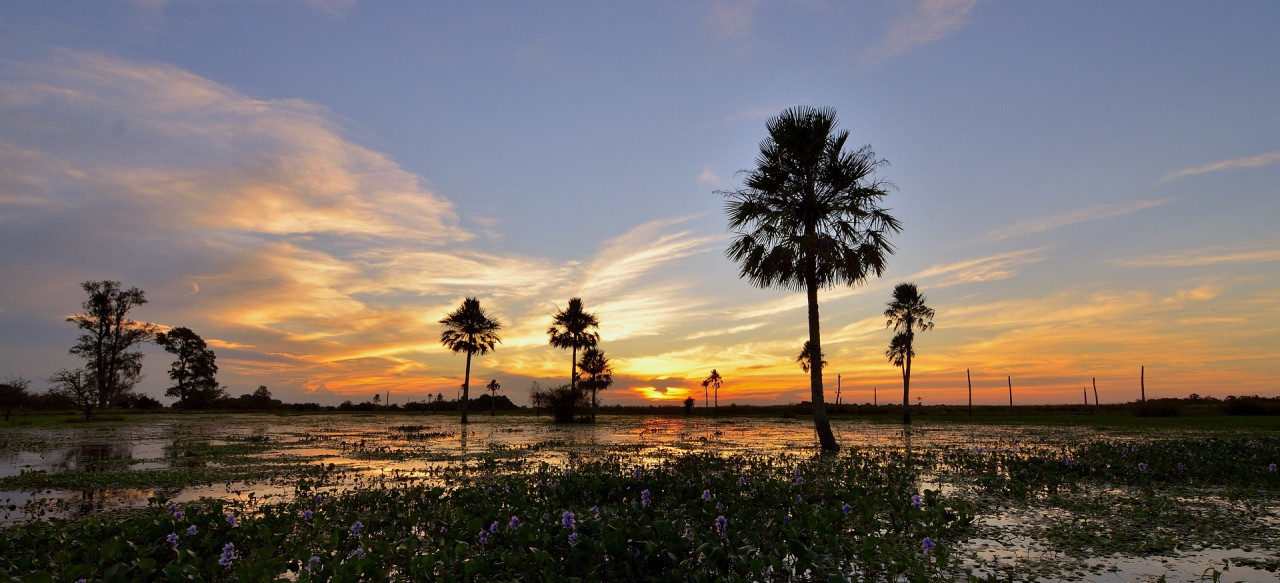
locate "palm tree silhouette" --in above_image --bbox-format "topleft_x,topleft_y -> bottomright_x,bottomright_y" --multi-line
439,297 -> 502,424
576,347 -> 613,422
796,341 -> 827,374
721,106 -> 901,451
884,282 -> 934,424
701,370 -> 723,415
486,379 -> 501,416
547,298 -> 600,402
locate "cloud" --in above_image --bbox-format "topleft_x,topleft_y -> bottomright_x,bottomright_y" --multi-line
1160,151 -> 1280,184
863,0 -> 978,65
985,199 -> 1172,241
910,248 -> 1048,288
697,167 -> 721,185
706,0 -> 763,40
1113,240 -> 1280,267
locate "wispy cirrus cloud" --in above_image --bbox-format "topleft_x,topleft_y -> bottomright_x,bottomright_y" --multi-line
863,0 -> 978,65
910,248 -> 1048,287
985,199 -> 1172,241
1113,240 -> 1280,267
1160,151 -> 1280,184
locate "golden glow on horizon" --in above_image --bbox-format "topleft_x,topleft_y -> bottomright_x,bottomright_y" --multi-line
630,386 -> 693,401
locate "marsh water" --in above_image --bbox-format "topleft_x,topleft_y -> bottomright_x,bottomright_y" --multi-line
2,413 -> 1276,581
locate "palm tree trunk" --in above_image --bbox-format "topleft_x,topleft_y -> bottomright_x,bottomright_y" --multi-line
805,275 -> 839,452
461,351 -> 472,424
902,349 -> 912,424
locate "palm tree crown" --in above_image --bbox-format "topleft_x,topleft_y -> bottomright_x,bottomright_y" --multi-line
701,369 -> 723,412
883,282 -> 933,424
796,340 -> 827,374
721,106 -> 901,451
547,297 -> 600,395
440,297 -> 502,424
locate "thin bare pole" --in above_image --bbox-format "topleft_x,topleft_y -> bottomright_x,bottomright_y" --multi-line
1141,365 -> 1146,402
1093,377 -> 1099,410
1083,386 -> 1088,406
967,369 -> 973,416
1007,376 -> 1013,407
873,386 -> 877,407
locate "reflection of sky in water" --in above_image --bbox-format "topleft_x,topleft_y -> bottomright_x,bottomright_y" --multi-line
0,414 -> 1234,525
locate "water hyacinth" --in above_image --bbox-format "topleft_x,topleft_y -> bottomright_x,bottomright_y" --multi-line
509,515 -> 521,529
303,509 -> 313,520
641,489 -> 651,507
922,537 -> 935,556
350,520 -> 363,535
166,533 -> 179,547
716,502 -> 725,512
842,502 -> 852,514
737,476 -> 746,486
1138,463 -> 1147,472
911,494 -> 923,509
219,542 -> 235,567
1270,463 -> 1277,472
307,556 -> 321,573
795,476 -> 805,485
350,547 -> 364,559
701,489 -> 712,501
186,525 -> 198,536
568,532 -> 579,543
478,529 -> 490,545
633,467 -> 641,479
226,513 -> 238,528
715,515 -> 728,538
489,521 -> 500,534
562,511 -> 575,530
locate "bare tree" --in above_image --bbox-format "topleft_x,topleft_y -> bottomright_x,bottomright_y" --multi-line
67,281 -> 156,413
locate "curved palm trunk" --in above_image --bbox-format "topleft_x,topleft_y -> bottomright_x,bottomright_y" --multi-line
805,276 -> 839,452
902,328 -> 913,425
591,387 -> 597,423
461,351 -> 472,424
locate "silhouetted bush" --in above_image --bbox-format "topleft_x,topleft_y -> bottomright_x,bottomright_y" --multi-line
1131,399 -> 1182,417
547,384 -> 586,423
1221,395 -> 1280,416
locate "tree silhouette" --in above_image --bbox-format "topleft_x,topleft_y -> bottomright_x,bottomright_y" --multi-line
576,347 -> 613,422
67,280 -> 157,418
440,297 -> 502,424
884,282 -> 934,424
486,379 -> 501,416
155,327 -> 220,408
796,341 -> 827,374
721,106 -> 900,451
547,298 -> 600,405
701,370 -> 723,415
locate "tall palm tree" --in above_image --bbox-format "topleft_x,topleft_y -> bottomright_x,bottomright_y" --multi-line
796,341 -> 827,374
576,347 -> 613,422
486,379 -> 501,416
884,282 -> 934,424
547,297 -> 600,399
439,297 -> 502,424
701,369 -> 723,415
721,106 -> 901,451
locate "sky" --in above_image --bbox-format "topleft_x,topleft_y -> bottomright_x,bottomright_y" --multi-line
1,1 -> 1278,408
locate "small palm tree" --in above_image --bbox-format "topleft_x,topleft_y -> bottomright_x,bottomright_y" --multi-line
721,106 -> 901,451
701,370 -> 723,415
547,298 -> 600,401
576,347 -> 613,422
796,341 -> 827,374
440,297 -> 502,424
884,282 -> 934,424
486,379 -> 501,416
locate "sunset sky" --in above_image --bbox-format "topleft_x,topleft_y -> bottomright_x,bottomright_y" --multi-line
1,1 -> 1277,407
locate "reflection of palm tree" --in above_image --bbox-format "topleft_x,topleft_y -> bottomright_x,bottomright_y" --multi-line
722,106 -> 900,451
440,298 -> 502,425
576,347 -> 613,422
796,341 -> 827,374
486,379 -> 501,416
547,298 -> 600,398
701,370 -> 723,415
884,282 -> 934,425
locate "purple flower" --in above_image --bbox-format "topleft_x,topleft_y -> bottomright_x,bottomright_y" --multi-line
303,510 -> 313,520
683,527 -> 694,541
1138,463 -> 1147,472
922,537 -> 935,556
440,526 -> 449,533
668,468 -> 676,475
633,467 -> 642,479
226,513 -> 238,528
714,515 -> 728,538
794,468 -> 802,478
186,525 -> 197,536
307,556 -> 321,572
795,476 -> 805,485
1270,463 -> 1277,472
350,547 -> 364,559
640,489 -> 651,507
737,476 -> 746,486
795,494 -> 803,502
219,542 -> 235,567
842,503 -> 852,514
562,511 -> 575,530
166,533 -> 179,547
702,476 -> 711,485
170,504 -> 184,519
701,489 -> 712,501
1177,462 -> 1185,471
509,515 -> 521,529
783,515 -> 791,524
489,521 -> 500,534
478,529 -> 490,545
568,532 -> 579,543
911,494 -> 923,509
350,521 -> 363,535
716,502 -> 725,512
315,494 -> 323,503
590,505 -> 600,516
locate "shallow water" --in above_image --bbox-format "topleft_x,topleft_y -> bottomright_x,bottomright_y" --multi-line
3,413 -> 1276,581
